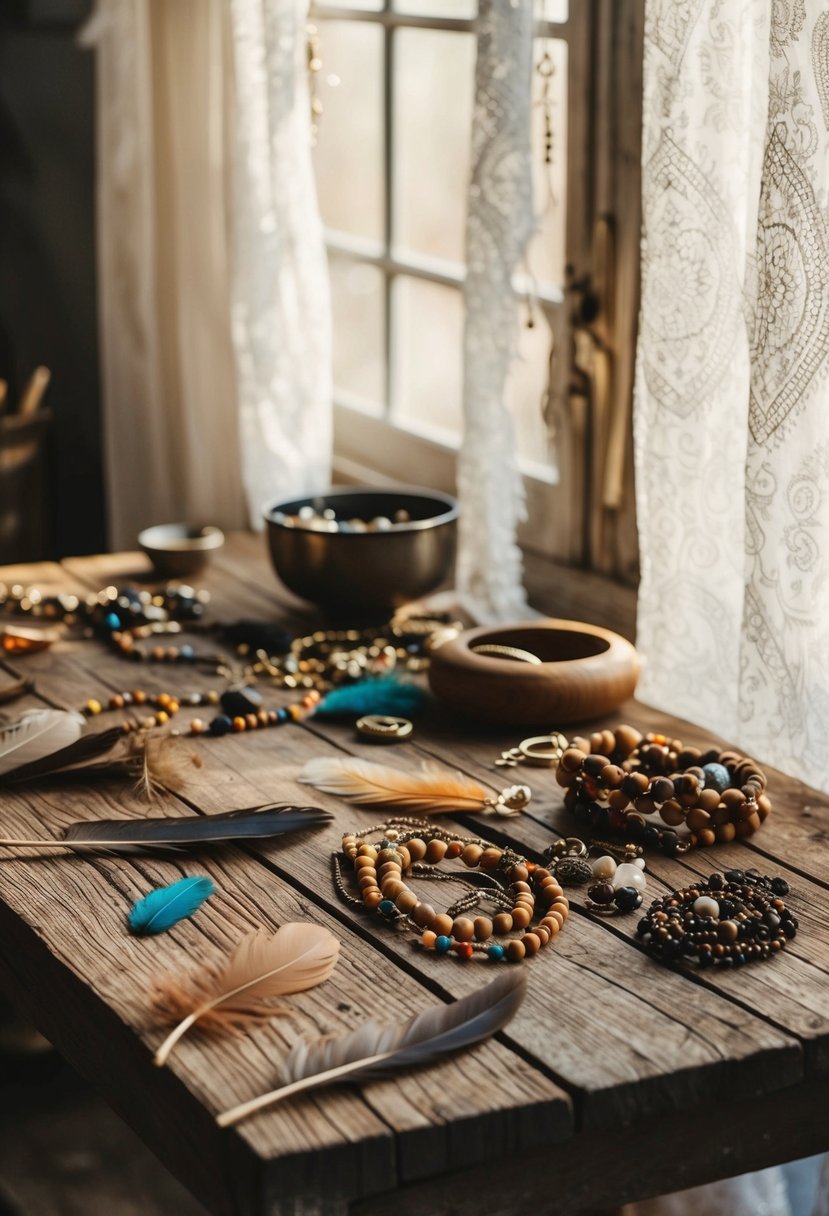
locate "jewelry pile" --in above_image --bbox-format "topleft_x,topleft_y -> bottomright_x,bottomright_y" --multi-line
336,819 -> 570,963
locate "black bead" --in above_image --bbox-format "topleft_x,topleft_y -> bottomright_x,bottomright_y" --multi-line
707,872 -> 725,890
724,869 -> 745,884
613,886 -> 643,912
660,829 -> 679,855
209,714 -> 233,736
221,684 -> 264,716
643,825 -> 660,847
771,877 -> 790,896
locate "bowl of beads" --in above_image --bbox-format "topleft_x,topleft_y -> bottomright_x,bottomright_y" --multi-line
263,487 -> 458,616
138,523 -> 225,578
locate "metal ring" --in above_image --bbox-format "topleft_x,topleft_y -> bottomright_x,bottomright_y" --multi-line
356,715 -> 414,742
470,643 -> 543,665
518,735 -> 566,766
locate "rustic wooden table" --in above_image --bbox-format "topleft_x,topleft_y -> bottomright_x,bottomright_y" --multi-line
0,535 -> 826,1216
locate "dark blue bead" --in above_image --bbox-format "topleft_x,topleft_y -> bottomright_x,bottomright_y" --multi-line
276,707 -> 290,723
613,886 -> 642,912
378,899 -> 396,917
702,762 -> 731,793
209,715 -> 233,736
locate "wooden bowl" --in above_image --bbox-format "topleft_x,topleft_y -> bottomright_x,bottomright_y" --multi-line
427,619 -> 639,726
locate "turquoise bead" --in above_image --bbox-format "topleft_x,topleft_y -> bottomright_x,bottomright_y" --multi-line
434,935 -> 452,953
487,944 -> 505,961
703,762 -> 731,793
378,899 -> 396,916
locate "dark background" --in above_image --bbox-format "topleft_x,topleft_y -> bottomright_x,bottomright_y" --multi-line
0,0 -> 105,559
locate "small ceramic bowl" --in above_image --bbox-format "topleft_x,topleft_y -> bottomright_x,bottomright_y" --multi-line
263,486 -> 458,617
138,523 -> 225,578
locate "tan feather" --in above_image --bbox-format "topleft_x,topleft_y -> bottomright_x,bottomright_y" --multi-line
216,970 -> 527,1127
298,756 -> 496,814
153,923 -> 340,1066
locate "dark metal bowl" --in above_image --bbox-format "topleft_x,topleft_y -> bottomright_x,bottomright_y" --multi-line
138,523 -> 225,578
263,487 -> 458,616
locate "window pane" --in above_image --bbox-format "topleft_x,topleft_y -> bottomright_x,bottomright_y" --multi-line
540,0 -> 568,21
314,21 -> 383,241
393,29 -> 475,264
506,310 -> 557,472
392,278 -> 462,441
330,256 -> 385,414
394,0 -> 476,15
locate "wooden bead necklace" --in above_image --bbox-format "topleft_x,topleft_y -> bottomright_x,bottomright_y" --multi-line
556,726 -> 771,854
80,686 -> 321,735
335,818 -> 569,962
637,870 -> 795,968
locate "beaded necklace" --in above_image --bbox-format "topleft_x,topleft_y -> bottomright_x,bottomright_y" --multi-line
335,818 -> 570,963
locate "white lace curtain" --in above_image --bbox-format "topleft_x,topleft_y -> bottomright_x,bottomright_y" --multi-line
635,0 -> 829,794
83,0 -> 331,549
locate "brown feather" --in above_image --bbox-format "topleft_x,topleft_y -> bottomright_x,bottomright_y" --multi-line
298,756 -> 496,814
153,923 -> 340,1065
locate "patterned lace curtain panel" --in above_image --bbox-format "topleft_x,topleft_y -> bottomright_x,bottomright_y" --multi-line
635,0 -> 829,794
82,0 -> 331,549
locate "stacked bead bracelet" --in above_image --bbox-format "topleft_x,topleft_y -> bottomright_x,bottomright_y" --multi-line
336,819 -> 569,962
637,870 -> 795,968
556,726 -> 771,854
81,686 -> 321,735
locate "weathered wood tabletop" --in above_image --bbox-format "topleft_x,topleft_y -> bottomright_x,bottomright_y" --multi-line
0,534 -> 827,1216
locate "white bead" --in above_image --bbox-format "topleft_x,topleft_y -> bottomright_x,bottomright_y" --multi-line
693,895 -> 720,918
591,855 -> 617,881
612,862 -> 647,891
633,857 -> 646,870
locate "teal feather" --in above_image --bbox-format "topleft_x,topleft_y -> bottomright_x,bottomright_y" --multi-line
314,676 -> 428,720
128,876 -> 215,936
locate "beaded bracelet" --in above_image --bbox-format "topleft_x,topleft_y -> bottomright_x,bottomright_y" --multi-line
636,869 -> 795,968
556,726 -> 771,854
81,686 -> 320,735
336,818 -> 569,962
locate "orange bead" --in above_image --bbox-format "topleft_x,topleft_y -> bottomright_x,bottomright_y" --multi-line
232,716 -> 247,732
421,930 -> 437,949
522,933 -> 541,956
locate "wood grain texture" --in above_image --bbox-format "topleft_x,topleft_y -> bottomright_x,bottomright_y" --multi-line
0,538 -> 826,1216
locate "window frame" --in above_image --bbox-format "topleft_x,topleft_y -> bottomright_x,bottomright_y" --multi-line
315,2 -> 580,558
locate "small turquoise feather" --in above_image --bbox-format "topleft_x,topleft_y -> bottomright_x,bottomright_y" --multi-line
128,876 -> 215,936
314,676 -> 428,720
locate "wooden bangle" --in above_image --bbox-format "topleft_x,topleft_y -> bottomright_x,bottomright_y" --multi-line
428,619 -> 639,725
556,726 -> 771,853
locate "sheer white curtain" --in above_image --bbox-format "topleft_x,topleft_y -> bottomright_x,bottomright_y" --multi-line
635,0 -> 829,793
83,0 -> 331,550
457,0 -> 534,622
634,2 -> 828,1210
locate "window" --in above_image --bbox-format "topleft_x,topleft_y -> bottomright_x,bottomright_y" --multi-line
312,3 -> 641,575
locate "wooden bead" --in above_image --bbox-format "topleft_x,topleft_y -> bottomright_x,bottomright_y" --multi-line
421,930 -> 437,948
396,846 -> 411,870
395,890 -> 419,914
534,925 -> 551,945
412,902 -> 436,928
560,747 -> 586,773
355,854 -> 375,871
659,799 -> 685,827
445,841 -> 463,859
697,828 -> 717,847
614,724 -> 643,754
363,890 -> 383,910
512,880 -> 532,894
493,912 -> 514,934
425,839 -> 447,863
510,907 -> 531,930
506,940 -> 526,962
716,822 -> 736,843
686,806 -> 711,834
522,932 -> 541,956
462,844 -> 483,867
406,837 -> 427,862
479,847 -> 503,871
357,843 -> 377,858
608,789 -> 631,811
540,916 -> 560,935
433,913 -> 454,936
452,917 -> 475,942
358,873 -> 379,890
381,879 -> 405,899
600,763 -> 625,787
511,863 -> 529,883
473,916 -> 493,941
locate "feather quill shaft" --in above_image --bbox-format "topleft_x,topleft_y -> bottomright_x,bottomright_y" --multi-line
0,723 -> 123,784
299,756 -> 496,814
153,923 -> 340,1066
216,971 -> 527,1127
0,804 -> 333,854
128,876 -> 215,935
